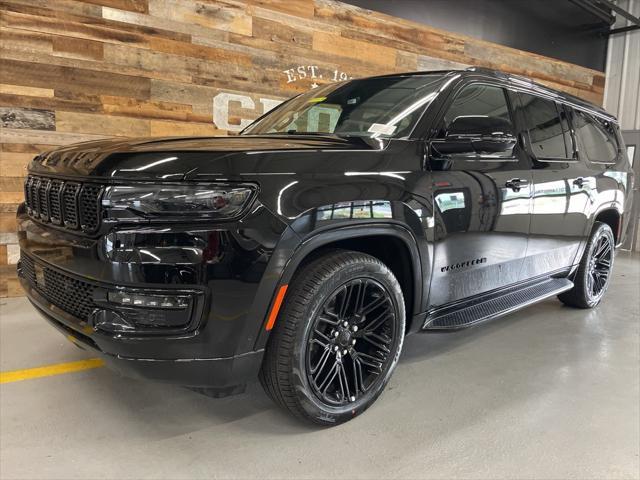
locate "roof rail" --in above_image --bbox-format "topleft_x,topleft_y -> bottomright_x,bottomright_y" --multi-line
465,66 -> 535,85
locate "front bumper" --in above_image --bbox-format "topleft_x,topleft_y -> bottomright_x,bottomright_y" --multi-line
23,280 -> 264,389
16,201 -> 290,388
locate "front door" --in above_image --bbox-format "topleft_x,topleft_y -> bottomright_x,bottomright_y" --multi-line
427,83 -> 532,308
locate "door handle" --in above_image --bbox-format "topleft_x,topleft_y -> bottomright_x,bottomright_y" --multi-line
573,177 -> 585,188
505,178 -> 529,192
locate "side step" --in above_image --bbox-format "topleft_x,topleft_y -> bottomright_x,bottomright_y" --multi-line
423,277 -> 574,330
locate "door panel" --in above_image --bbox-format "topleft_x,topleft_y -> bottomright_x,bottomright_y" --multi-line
517,95 -> 591,277
427,84 -> 532,308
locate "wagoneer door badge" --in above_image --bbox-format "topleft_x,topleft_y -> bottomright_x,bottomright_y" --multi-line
441,257 -> 487,272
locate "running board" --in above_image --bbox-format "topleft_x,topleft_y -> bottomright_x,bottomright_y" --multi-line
422,277 -> 574,330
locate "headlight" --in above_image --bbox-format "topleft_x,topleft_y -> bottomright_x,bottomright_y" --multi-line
102,184 -> 255,219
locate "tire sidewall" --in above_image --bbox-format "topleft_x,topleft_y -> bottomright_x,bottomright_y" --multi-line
290,258 -> 405,425
580,223 -> 615,307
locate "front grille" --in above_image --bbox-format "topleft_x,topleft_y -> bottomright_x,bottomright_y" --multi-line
19,253 -> 97,321
24,175 -> 103,233
49,180 -> 63,224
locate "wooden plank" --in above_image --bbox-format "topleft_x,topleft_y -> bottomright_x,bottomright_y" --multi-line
0,84 -> 54,97
0,107 -> 55,130
0,2 -> 188,42
417,55 -> 471,71
102,6 -> 230,45
0,9 -> 148,47
148,35 -> 252,65
149,120 -> 224,137
0,232 -> 18,245
56,111 -> 150,136
0,151 -> 33,177
252,16 -> 313,50
312,31 -> 397,68
0,177 -> 25,195
82,0 -> 149,14
0,24 -> 53,54
0,204 -> 21,213
0,192 -> 24,205
0,58 -> 151,99
251,5 -> 339,34
7,243 -> 19,265
52,36 -> 104,61
0,128 -> 111,146
0,91 -> 102,115
148,0 -> 252,36
0,46 -> 191,85
4,0 -> 103,17
0,213 -> 18,234
0,265 -> 22,298
0,143 -> 55,154
249,0 -> 314,19
396,51 -> 417,71
102,43 -> 192,83
100,95 -> 198,122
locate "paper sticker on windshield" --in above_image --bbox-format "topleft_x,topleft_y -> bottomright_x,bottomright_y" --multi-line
308,97 -> 326,103
368,123 -> 396,135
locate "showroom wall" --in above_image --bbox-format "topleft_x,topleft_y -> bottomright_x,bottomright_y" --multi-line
604,0 -> 640,131
0,0 -> 607,296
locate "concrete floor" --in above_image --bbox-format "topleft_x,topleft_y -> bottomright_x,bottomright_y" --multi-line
1,253 -> 639,480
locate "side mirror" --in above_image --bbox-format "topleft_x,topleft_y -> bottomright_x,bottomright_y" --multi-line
430,116 -> 517,160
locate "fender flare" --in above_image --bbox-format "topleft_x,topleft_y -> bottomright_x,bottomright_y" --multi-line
590,202 -> 624,240
250,222 -> 425,351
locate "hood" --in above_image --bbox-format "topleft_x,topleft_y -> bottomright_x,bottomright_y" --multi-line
28,135 -> 387,180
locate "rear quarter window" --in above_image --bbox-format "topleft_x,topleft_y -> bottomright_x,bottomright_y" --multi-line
572,110 -> 618,164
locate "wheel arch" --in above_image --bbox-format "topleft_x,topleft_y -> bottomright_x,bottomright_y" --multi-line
593,206 -> 622,244
253,223 -> 425,351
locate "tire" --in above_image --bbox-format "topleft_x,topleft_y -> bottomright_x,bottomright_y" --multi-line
558,222 -> 615,309
259,249 -> 406,426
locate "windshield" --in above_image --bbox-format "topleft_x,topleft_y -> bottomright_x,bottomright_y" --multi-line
242,74 -> 446,138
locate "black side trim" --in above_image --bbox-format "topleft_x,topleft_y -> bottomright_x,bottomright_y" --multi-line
423,277 -> 573,330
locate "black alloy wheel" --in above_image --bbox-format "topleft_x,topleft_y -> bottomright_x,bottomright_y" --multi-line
305,278 -> 396,406
559,221 -> 615,308
260,250 -> 405,425
586,233 -> 613,299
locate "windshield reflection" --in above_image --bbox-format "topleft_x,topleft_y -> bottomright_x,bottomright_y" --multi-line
242,75 -> 446,138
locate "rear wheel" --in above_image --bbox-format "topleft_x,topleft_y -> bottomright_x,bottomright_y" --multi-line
259,250 -> 405,425
559,222 -> 615,308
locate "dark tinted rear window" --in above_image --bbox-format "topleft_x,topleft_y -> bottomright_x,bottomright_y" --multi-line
573,110 -> 618,164
520,93 -> 573,160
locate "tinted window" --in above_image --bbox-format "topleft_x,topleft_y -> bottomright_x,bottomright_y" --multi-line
441,84 -> 514,137
573,110 -> 618,163
558,105 -> 575,158
520,93 -> 571,160
243,75 -> 445,138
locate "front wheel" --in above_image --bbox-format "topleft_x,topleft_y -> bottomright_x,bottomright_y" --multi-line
259,250 -> 406,425
559,221 -> 615,308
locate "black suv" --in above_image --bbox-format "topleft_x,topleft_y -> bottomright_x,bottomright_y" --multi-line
18,68 -> 633,425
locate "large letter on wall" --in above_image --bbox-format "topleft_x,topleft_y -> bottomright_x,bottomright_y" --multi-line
260,98 -> 283,114
213,93 -> 255,131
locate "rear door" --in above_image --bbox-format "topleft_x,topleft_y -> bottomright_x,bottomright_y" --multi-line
516,93 -> 590,277
427,83 -> 533,308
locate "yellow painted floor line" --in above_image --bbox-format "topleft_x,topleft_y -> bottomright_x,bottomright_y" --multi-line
0,358 -> 104,384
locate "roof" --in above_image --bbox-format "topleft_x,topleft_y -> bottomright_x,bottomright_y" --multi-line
365,67 -> 615,122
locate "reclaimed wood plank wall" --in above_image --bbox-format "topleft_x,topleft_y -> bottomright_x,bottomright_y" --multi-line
0,0 -> 606,297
